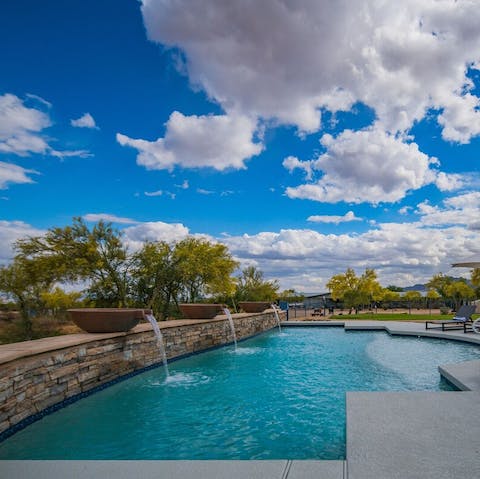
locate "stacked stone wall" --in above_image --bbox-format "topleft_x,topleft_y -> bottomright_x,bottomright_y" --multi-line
0,311 -> 284,436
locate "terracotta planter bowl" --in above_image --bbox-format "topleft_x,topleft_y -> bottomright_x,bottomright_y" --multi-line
67,308 -> 145,333
179,303 -> 223,319
238,301 -> 272,313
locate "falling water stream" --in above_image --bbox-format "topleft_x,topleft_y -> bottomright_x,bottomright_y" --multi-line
145,313 -> 169,376
222,308 -> 237,350
271,304 -> 282,332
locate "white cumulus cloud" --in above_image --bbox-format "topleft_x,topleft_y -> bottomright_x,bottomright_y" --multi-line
308,211 -> 362,224
82,213 -> 139,225
141,0 -> 480,140
285,126 -> 438,204
222,222 -> 480,291
71,113 -> 99,129
0,93 -> 93,159
0,93 -> 51,156
416,192 -> 480,227
0,161 -> 38,189
0,220 -> 45,263
123,221 -> 190,250
117,111 -> 262,171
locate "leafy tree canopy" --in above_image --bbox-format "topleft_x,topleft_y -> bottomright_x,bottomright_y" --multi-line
235,266 -> 279,302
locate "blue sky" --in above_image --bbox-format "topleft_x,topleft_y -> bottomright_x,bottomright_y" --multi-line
1,0 -> 480,292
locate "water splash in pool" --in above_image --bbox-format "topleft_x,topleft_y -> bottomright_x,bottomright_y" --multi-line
145,313 -> 169,376
271,304 -> 282,332
223,307 -> 237,350
229,347 -> 262,355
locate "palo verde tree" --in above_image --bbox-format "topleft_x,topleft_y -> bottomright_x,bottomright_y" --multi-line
402,290 -> 423,313
278,288 -> 305,303
426,288 -> 441,311
0,257 -> 55,339
444,281 -> 475,311
173,237 -> 238,303
131,241 -> 183,319
235,266 -> 279,302
40,287 -> 83,318
427,273 -> 453,303
427,273 -> 475,310
471,268 -> 480,297
380,289 -> 401,310
14,217 -> 130,307
326,268 -> 383,314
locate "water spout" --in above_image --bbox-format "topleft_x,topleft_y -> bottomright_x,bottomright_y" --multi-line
145,312 -> 169,376
271,304 -> 282,332
223,307 -> 237,350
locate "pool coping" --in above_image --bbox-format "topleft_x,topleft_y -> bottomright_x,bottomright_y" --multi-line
1,320 -> 480,478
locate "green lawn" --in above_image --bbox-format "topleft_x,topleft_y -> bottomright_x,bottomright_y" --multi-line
331,313 -> 479,321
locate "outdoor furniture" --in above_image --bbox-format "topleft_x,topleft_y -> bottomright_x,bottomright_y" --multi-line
425,305 -> 476,331
464,317 -> 480,334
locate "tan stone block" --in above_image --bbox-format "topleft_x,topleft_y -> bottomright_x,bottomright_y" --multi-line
86,346 -> 107,355
49,363 -> 79,381
12,377 -> 33,393
34,393 -> 65,413
0,397 -> 16,419
24,383 -> 46,399
9,408 -> 34,426
50,383 -> 67,396
62,350 -> 79,362
78,368 -> 99,384
0,420 -> 10,434
0,385 -> 13,403
80,379 -> 101,393
32,389 -> 51,404
0,378 -> 12,393
66,386 -> 82,397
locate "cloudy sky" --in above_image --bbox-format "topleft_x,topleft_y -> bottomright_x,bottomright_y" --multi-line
1,0 -> 480,292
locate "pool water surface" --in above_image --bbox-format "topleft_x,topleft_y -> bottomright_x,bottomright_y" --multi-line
0,328 -> 478,460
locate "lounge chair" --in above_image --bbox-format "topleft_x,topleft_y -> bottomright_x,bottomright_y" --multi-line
463,317 -> 480,334
425,305 -> 476,331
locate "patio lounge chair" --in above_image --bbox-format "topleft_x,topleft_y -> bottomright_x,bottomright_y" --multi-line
425,305 -> 476,331
463,317 -> 480,333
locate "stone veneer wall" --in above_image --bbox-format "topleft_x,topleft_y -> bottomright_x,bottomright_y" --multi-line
0,310 -> 284,438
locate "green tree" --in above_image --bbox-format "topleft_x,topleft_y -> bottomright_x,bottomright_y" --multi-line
386,285 -> 404,292
380,289 -> 401,309
444,281 -> 475,311
278,289 -> 305,303
427,273 -> 453,300
326,268 -> 383,314
0,258 -> 54,339
40,287 -> 83,317
426,289 -> 441,313
14,218 -> 130,307
131,241 -> 183,319
471,268 -> 480,297
173,238 -> 238,303
235,266 -> 279,302
402,290 -> 423,313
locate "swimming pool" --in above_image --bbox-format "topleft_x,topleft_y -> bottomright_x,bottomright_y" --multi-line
0,328 -> 478,460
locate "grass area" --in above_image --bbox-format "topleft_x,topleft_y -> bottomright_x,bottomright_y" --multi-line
331,313 -> 479,321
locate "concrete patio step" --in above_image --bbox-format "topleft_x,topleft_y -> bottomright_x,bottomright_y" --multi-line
346,391 -> 480,479
0,460 -> 346,479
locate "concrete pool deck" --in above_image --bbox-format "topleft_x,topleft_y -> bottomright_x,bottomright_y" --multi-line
1,320 -> 479,478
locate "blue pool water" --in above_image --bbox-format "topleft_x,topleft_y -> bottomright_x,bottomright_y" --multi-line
0,328 -> 479,460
